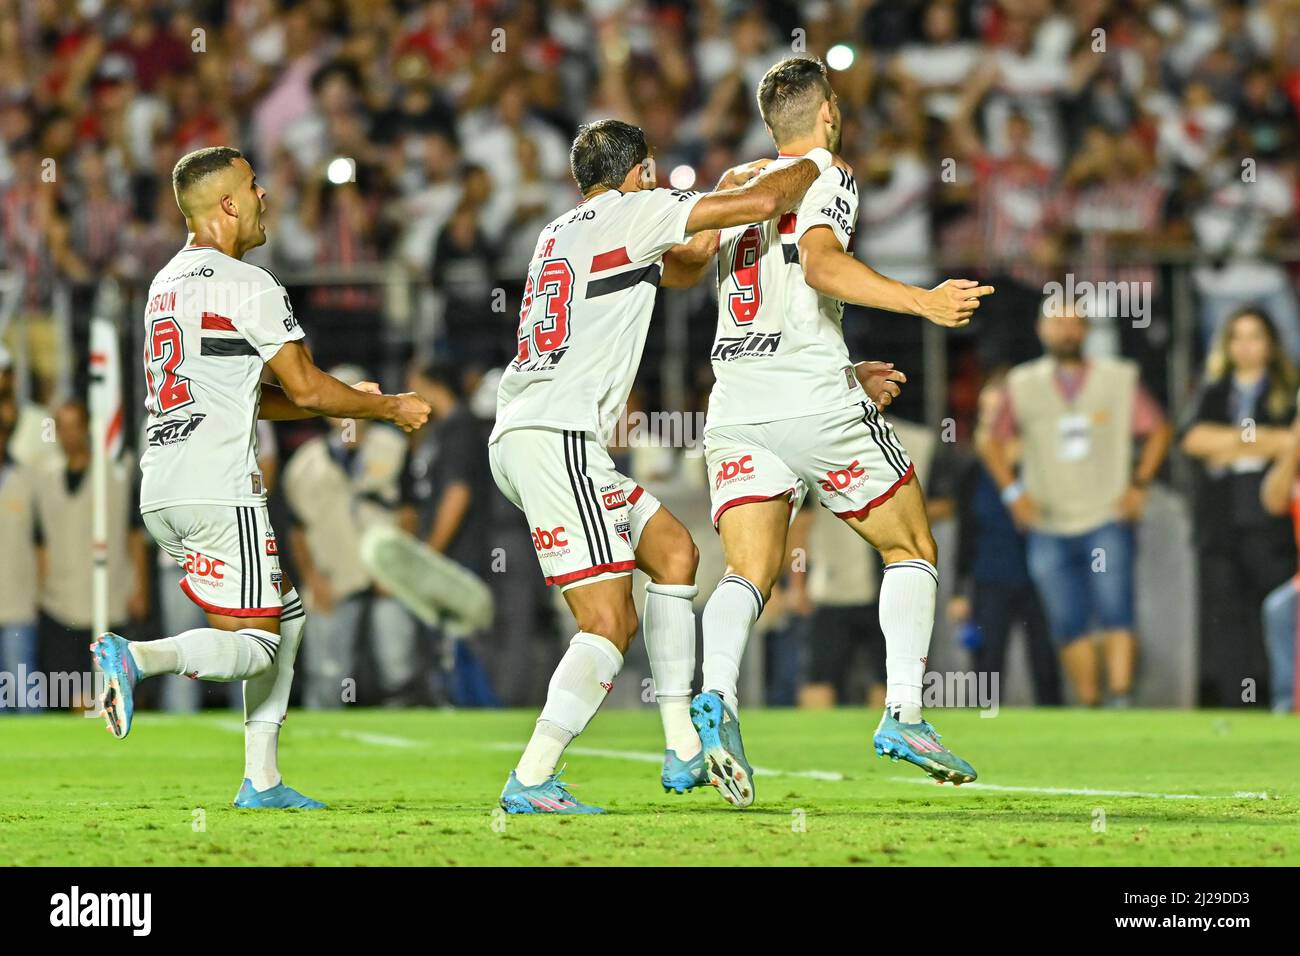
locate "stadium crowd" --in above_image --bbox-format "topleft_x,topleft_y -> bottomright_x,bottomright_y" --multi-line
2,0 -> 1300,713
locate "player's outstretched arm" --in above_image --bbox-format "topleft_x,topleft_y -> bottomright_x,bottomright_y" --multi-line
266,342 -> 431,432
685,149 -> 837,233
799,226 -> 994,327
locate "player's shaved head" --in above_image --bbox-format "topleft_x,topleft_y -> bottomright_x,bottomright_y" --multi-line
172,146 -> 245,216
757,56 -> 833,143
570,120 -> 648,194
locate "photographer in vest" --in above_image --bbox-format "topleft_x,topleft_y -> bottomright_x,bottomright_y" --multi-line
980,300 -> 1172,706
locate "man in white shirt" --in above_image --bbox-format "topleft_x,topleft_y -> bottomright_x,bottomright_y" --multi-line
91,146 -> 430,810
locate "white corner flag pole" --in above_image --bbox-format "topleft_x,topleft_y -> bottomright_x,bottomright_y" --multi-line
88,279 -> 124,638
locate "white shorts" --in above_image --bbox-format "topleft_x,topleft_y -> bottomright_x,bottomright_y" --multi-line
489,427 -> 661,591
142,503 -> 285,617
704,401 -> 914,527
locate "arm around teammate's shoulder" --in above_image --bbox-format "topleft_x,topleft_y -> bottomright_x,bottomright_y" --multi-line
684,149 -> 840,233
266,342 -> 431,432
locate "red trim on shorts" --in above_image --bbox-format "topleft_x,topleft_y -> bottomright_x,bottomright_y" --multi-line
831,463 -> 915,521
711,489 -> 796,529
627,485 -> 644,506
545,560 -> 637,588
180,578 -> 282,617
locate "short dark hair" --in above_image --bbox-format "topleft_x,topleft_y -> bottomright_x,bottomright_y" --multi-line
569,120 -> 647,194
172,146 -> 244,209
756,57 -> 832,142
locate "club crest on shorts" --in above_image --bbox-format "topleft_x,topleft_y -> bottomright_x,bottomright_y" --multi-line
615,519 -> 631,544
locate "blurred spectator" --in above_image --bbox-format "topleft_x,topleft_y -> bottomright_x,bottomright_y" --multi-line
1181,306 -> 1297,707
402,362 -> 497,706
1259,411 -> 1300,713
33,401 -> 148,702
430,168 -> 500,371
960,375 -> 1061,705
0,346 -> 54,466
980,303 -> 1171,706
282,367 -> 418,708
0,416 -> 38,713
949,105 -> 1064,366
1190,145 -> 1300,358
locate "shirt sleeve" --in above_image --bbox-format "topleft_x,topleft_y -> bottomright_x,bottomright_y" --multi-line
990,388 -> 1019,442
236,272 -> 305,362
793,166 -> 858,251
624,188 -> 704,262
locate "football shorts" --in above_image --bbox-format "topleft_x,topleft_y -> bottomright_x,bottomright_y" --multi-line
489,427 -> 661,591
704,401 -> 914,527
142,503 -> 285,617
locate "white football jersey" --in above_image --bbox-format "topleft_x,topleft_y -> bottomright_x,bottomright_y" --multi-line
705,157 -> 862,431
490,187 -> 704,444
139,245 -> 304,512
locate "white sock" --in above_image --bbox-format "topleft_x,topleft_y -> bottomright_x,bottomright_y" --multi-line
128,627 -> 279,682
644,582 -> 700,759
702,574 -> 764,711
881,559 -> 938,724
243,589 -> 305,791
515,632 -> 623,785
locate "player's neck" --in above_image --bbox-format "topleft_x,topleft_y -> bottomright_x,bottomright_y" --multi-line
775,134 -> 827,158
184,227 -> 243,259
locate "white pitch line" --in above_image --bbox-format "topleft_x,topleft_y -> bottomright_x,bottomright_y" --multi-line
887,776 -> 1270,800
198,724 -> 1273,800
487,742 -> 845,781
335,730 -> 427,749
203,718 -> 426,749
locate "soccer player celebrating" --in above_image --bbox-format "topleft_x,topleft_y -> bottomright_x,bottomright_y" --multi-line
492,119 -> 848,813
693,57 -> 993,806
91,147 -> 430,808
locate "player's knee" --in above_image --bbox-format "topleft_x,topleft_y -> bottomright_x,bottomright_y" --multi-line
577,600 -> 639,651
727,563 -> 780,604
881,529 -> 937,567
658,540 -> 699,586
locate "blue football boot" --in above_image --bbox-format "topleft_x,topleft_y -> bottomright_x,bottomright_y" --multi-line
233,779 -> 327,809
690,691 -> 755,808
90,633 -> 138,739
662,748 -> 707,794
499,769 -> 604,814
873,710 -> 977,785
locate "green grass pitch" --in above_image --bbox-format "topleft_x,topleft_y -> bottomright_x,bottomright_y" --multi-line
2,708 -> 1296,866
